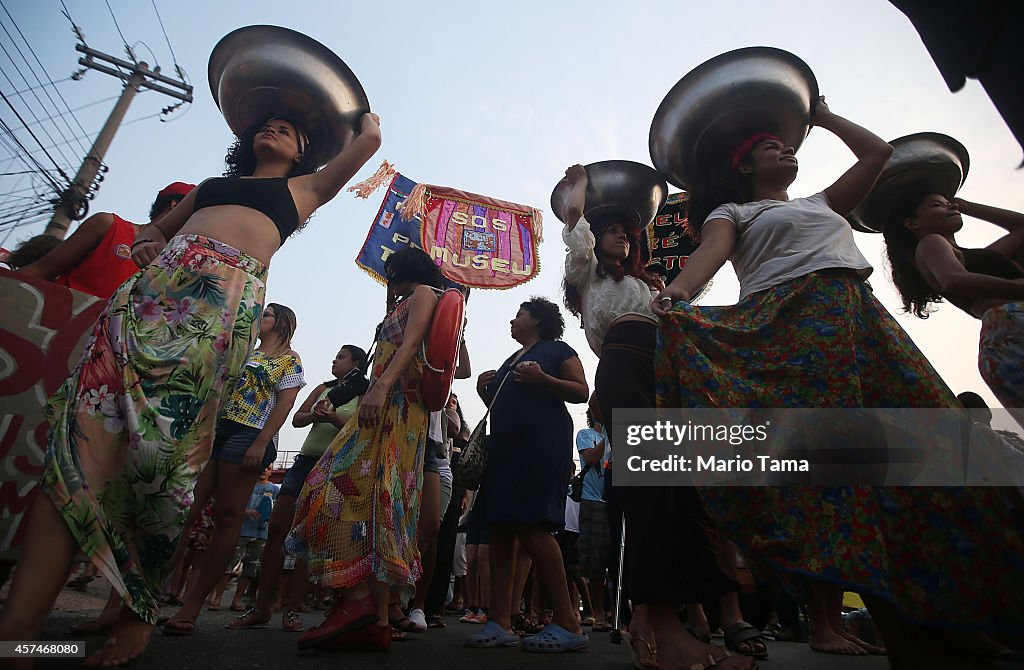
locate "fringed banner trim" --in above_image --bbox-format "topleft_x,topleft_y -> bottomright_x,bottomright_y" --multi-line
397,182 -> 428,221
347,160 -> 397,199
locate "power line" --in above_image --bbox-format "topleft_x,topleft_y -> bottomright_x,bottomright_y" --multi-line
150,0 -> 180,69
0,1 -> 92,158
5,95 -> 118,135
0,83 -> 75,183
104,0 -> 132,57
0,60 -> 80,170
9,76 -> 73,98
0,113 -> 67,192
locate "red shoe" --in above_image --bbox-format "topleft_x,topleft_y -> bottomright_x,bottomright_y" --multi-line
323,623 -> 392,652
296,595 -> 379,650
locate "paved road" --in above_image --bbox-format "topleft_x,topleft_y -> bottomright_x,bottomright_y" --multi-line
29,589 -> 894,670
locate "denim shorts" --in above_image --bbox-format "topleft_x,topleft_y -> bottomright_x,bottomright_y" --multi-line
279,454 -> 320,498
212,420 -> 276,470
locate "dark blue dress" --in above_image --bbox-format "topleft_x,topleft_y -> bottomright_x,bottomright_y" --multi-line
479,339 -> 577,530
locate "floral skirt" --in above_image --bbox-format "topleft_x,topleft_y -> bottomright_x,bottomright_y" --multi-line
979,301 -> 1024,411
41,235 -> 266,624
286,341 -> 427,600
656,270 -> 1024,631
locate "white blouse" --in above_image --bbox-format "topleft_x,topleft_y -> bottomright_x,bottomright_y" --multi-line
563,216 -> 658,357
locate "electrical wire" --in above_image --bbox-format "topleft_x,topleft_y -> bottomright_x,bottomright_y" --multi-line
150,0 -> 180,69
0,107 -> 68,192
104,0 -> 131,56
0,1 -> 92,158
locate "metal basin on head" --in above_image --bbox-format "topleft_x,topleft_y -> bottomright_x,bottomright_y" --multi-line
208,25 -> 370,167
650,46 -> 818,190
849,132 -> 970,233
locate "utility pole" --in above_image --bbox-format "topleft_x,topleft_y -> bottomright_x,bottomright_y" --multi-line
44,42 -> 192,238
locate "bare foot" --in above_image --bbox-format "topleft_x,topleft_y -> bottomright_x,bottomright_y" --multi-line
839,630 -> 886,654
82,608 -> 153,667
810,628 -> 868,655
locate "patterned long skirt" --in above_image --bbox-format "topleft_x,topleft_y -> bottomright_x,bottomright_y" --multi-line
656,270 -> 1024,632
41,235 -> 266,624
286,338 -> 428,601
979,302 -> 1024,412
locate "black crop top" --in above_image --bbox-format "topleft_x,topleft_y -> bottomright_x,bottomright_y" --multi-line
193,177 -> 299,244
942,246 -> 1024,316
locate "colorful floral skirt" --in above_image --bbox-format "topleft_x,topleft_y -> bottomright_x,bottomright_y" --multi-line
286,340 -> 427,599
41,234 -> 266,624
655,270 -> 1024,631
979,301 -> 1024,411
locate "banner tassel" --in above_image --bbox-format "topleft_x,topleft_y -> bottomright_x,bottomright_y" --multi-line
347,160 -> 397,199
398,182 -> 428,221
530,208 -> 544,242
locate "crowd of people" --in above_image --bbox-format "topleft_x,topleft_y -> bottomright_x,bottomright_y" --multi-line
0,66 -> 1023,670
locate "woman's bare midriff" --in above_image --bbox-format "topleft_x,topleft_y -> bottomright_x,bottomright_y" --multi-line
176,205 -> 283,266
971,296 -> 1020,319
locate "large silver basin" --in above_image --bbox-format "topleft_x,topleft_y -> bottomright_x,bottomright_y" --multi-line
208,25 -> 370,167
550,160 -> 668,228
849,132 -> 970,233
650,47 -> 817,189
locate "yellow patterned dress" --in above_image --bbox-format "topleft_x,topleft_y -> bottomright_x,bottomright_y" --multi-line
286,296 -> 427,598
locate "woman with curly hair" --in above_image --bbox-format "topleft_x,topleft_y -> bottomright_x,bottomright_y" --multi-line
0,112 -> 381,667
882,191 -> 1024,413
464,297 -> 590,653
286,247 -> 441,653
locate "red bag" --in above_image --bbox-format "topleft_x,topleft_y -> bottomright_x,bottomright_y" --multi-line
421,288 -> 465,411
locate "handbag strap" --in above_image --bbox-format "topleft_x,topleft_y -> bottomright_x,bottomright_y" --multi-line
479,344 -> 535,424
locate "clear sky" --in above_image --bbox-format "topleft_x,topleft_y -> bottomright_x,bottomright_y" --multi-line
4,0 -> 1023,461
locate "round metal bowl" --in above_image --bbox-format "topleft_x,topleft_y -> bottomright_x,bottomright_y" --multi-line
848,132 -> 970,233
208,25 -> 370,167
650,46 -> 818,190
550,160 -> 668,228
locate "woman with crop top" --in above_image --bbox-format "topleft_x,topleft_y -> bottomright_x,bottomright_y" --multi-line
165,303 -> 304,634
0,112 -> 380,667
226,344 -> 367,634
652,99 -> 1024,669
883,192 -> 1024,414
561,165 -> 755,669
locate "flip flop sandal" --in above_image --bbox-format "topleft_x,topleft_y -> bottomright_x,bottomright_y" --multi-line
580,616 -> 596,626
391,628 -> 408,642
621,631 -> 658,669
66,575 -> 96,589
225,607 -> 270,630
521,623 -> 589,653
390,616 -> 418,633
592,621 -> 614,633
282,610 -> 305,633
689,646 -> 756,670
162,618 -> 197,636
723,621 -> 769,660
464,620 -> 519,648
427,615 -> 446,629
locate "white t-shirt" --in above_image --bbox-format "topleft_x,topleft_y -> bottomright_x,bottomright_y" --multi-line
706,191 -> 872,300
563,216 -> 659,356
428,410 -> 443,442
564,496 -> 580,533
